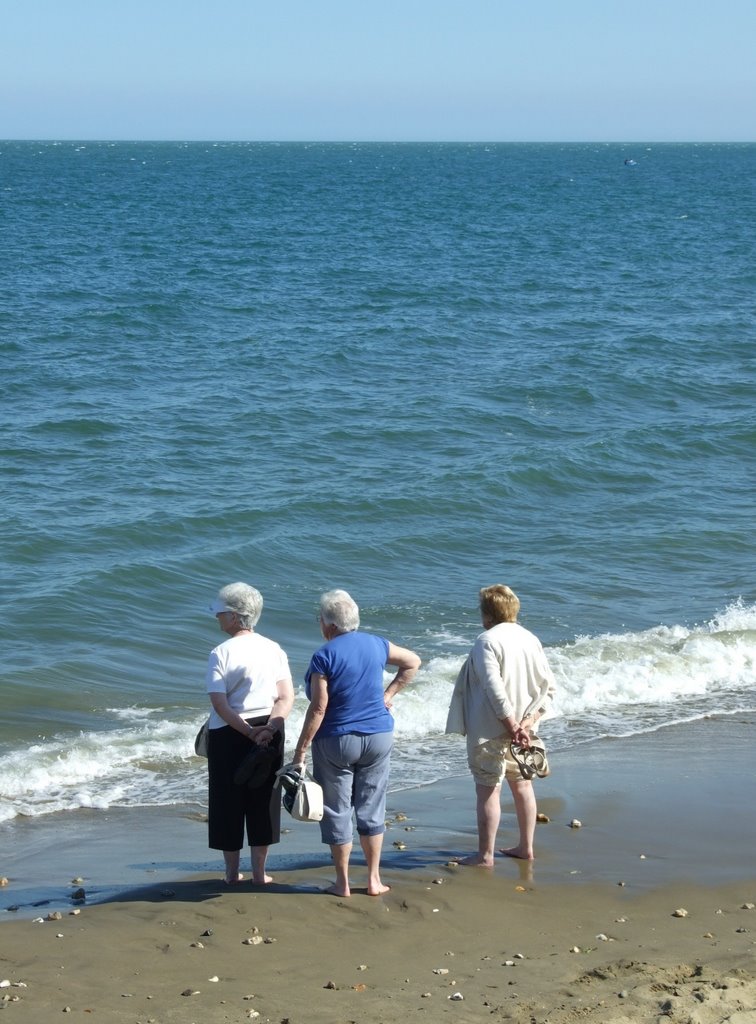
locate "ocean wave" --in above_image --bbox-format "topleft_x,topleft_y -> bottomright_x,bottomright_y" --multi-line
1,602 -> 753,822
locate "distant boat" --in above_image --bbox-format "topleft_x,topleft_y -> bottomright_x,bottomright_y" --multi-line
624,158 -> 637,166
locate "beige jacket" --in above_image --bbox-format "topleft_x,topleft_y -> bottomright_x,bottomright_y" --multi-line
445,622 -> 556,747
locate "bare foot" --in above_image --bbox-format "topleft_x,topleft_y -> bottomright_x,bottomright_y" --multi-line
367,883 -> 391,896
499,847 -> 534,861
460,853 -> 495,867
323,883 -> 350,897
223,873 -> 245,885
251,873 -> 273,885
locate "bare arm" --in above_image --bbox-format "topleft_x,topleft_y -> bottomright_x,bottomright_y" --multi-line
209,676 -> 295,747
293,674 -> 329,764
259,676 -> 296,744
383,642 -> 421,708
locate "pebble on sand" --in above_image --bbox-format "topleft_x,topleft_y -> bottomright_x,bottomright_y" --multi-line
672,908 -> 689,918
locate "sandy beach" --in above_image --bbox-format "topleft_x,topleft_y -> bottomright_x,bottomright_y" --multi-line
2,714 -> 755,1023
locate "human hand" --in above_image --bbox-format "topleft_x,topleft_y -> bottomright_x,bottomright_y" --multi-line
249,724 -> 274,746
511,725 -> 531,748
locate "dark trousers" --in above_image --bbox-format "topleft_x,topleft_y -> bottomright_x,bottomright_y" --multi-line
207,717 -> 283,851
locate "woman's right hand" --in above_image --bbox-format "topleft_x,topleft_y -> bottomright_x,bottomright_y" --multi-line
511,725 -> 531,748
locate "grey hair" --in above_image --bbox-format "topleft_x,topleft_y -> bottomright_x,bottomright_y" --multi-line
218,582 -> 263,629
319,589 -> 360,633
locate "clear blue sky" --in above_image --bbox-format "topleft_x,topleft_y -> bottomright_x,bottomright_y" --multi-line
2,0 -> 754,142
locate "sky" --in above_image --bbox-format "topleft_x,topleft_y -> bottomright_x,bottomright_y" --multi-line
1,0 -> 754,142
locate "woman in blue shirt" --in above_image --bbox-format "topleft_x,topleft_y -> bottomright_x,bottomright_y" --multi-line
294,589 -> 421,896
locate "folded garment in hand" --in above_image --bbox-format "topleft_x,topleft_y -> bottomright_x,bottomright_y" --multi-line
233,731 -> 282,788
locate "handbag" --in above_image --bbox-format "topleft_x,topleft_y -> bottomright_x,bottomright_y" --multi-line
194,720 -> 210,758
274,763 -> 324,822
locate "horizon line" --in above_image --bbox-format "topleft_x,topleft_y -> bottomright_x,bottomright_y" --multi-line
2,137 -> 754,146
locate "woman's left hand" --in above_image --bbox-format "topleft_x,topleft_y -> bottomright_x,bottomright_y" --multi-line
249,724 -> 275,746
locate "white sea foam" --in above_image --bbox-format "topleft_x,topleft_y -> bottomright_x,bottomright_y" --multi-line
0,717 -> 208,823
1,602 -> 753,820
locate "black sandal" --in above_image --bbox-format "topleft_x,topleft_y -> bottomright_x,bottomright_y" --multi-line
510,740 -> 549,780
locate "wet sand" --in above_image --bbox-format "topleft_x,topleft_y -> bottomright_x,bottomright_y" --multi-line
1,714 -> 755,1022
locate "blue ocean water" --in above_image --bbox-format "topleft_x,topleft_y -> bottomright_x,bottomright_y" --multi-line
1,141 -> 754,824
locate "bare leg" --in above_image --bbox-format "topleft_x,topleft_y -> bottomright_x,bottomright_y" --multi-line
500,778 -> 536,860
223,850 -> 244,884
325,841 -> 352,896
250,845 -> 272,884
360,833 -> 390,895
461,782 -> 501,867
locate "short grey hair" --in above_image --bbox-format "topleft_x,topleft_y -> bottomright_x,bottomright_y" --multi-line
218,582 -> 263,629
319,589 -> 360,633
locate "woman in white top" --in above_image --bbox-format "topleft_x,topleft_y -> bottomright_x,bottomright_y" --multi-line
206,582 -> 295,885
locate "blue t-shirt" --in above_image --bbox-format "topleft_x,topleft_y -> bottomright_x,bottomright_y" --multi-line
305,631 -> 393,737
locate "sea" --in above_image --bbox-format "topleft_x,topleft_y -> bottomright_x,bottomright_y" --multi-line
1,140 -> 754,834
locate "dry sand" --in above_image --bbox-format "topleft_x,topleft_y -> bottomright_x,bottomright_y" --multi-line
2,715 -> 755,1023
2,868 -> 755,1023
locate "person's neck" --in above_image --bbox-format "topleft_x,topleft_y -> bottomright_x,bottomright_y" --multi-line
323,624 -> 345,641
